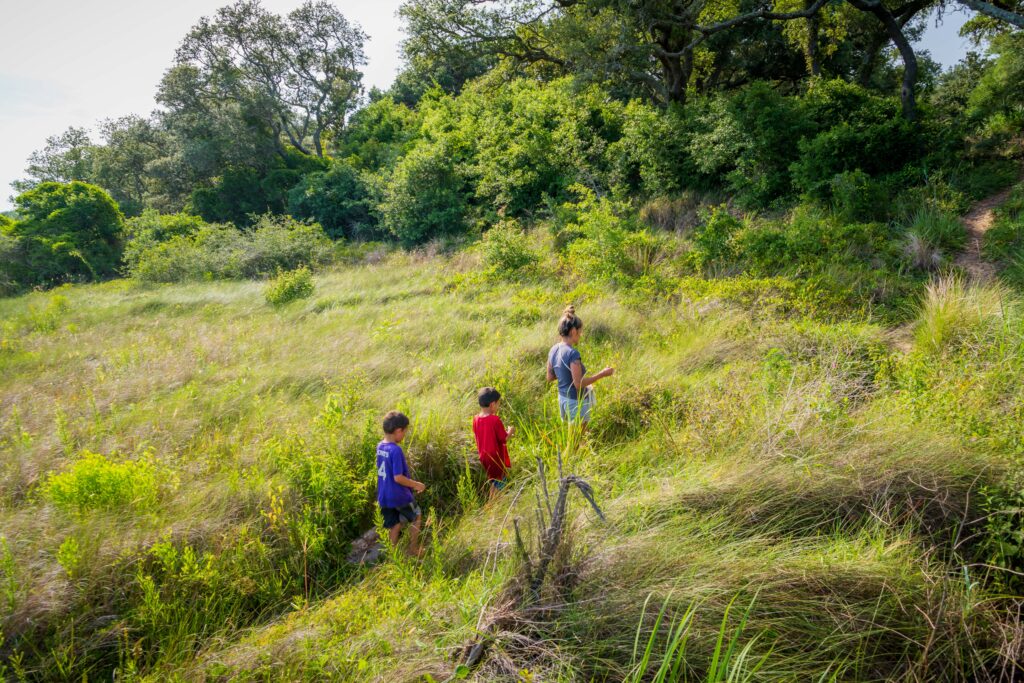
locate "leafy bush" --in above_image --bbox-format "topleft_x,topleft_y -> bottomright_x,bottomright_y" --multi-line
381,140 -> 469,245
128,215 -> 332,282
949,159 -> 1020,201
287,160 -> 376,240
829,169 -> 889,222
790,118 -> 922,202
42,451 -> 163,512
457,79 -> 630,215
612,101 -> 697,198
558,190 -> 666,286
690,207 -> 742,270
122,210 -> 206,275
265,266 -> 315,305
336,95 -> 422,172
978,479 -> 1024,590
191,166 -> 270,227
7,181 -> 125,286
265,433 -> 373,556
0,229 -> 23,296
481,219 -> 538,276
967,32 -> 1024,146
690,83 -> 812,208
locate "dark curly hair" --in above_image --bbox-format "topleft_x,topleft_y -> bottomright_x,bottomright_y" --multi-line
478,386 -> 502,408
382,410 -> 410,434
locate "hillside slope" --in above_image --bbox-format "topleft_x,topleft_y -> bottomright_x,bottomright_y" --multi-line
3,196 -> 1024,680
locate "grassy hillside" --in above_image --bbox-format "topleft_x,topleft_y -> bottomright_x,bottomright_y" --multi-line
3,191 -> 1024,680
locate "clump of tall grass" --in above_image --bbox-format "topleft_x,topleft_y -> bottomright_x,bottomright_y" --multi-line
906,207 -> 967,254
640,194 -> 702,233
914,275 -> 1011,354
904,232 -> 943,271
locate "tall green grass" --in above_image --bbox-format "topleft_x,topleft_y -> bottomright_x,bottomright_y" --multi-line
2,223 -> 1024,680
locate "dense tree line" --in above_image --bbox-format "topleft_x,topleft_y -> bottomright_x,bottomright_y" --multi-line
2,0 -> 1022,294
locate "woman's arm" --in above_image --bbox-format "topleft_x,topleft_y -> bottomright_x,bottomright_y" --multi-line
546,359 -> 556,383
572,361 -> 614,394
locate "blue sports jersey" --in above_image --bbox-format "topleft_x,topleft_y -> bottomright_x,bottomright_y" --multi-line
376,441 -> 414,508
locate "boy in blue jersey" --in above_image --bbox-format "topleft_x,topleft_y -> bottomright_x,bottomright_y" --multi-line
376,411 -> 426,557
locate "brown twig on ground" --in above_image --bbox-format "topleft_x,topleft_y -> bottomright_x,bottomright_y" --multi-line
447,457 -> 604,681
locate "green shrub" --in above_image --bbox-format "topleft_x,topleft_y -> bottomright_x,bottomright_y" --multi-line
287,160 -> 376,240
967,32 -> 1024,145
481,219 -> 538,276
949,159 -> 1020,201
690,83 -> 812,208
122,210 -> 206,275
56,536 -> 82,578
690,207 -> 742,270
265,266 -> 315,306
191,166 -> 271,227
612,101 -> 697,198
978,479 -> 1024,590
128,216 -> 332,282
42,450 -> 163,512
8,181 -> 125,286
829,169 -> 889,222
560,190 -> 666,286
0,230 -> 24,296
265,433 -> 373,556
381,140 -> 469,245
790,118 -> 922,202
336,95 -> 422,172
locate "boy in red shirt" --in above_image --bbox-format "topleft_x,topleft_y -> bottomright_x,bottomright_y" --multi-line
473,387 -> 514,496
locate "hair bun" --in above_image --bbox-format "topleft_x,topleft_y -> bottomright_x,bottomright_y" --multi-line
564,304 -> 576,317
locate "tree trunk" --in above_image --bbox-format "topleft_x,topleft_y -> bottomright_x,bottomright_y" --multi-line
312,128 -> 323,158
658,49 -> 693,106
847,0 -> 918,121
856,30 -> 888,86
806,2 -> 822,77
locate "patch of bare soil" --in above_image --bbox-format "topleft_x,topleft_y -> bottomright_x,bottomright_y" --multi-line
954,185 -> 1017,282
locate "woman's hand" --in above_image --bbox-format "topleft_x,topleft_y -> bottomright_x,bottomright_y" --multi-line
600,367 -> 615,378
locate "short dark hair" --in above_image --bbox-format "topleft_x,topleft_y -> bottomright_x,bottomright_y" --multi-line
558,304 -> 582,337
478,386 -> 501,408
382,410 -> 410,434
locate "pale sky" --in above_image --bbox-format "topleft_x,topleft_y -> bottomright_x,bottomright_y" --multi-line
0,2 -> 976,212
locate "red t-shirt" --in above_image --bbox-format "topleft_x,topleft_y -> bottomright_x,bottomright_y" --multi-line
473,413 -> 510,481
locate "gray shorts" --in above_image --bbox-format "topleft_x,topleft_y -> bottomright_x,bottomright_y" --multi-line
558,388 -> 595,422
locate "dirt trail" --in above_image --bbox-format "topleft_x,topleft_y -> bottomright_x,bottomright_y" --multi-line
954,185 -> 1017,281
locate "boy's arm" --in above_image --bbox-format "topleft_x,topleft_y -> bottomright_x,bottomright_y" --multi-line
496,417 -> 513,441
394,473 -> 425,493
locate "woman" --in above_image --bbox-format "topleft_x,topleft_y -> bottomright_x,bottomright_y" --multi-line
546,305 -> 614,426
